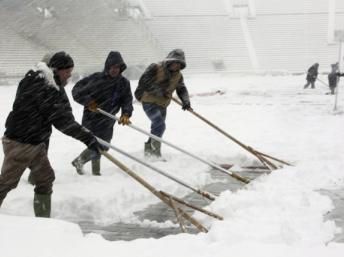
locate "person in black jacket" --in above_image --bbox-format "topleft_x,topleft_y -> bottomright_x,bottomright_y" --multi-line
304,63 -> 319,89
328,63 -> 339,95
134,49 -> 192,158
0,52 -> 103,217
328,62 -> 344,95
71,51 -> 133,175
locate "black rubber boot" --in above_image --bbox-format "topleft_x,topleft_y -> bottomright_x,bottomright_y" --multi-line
33,193 -> 51,218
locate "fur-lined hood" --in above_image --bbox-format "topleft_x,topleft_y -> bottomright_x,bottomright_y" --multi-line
33,61 -> 59,91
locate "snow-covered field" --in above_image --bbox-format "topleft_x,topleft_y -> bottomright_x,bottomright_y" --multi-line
1,73 -> 344,257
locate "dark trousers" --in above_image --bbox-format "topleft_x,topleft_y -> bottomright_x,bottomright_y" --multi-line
304,81 -> 315,89
142,103 -> 167,138
329,86 -> 336,95
0,137 -> 55,205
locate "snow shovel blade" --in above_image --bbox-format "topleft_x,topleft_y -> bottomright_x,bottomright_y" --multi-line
241,165 -> 270,170
218,163 -> 234,170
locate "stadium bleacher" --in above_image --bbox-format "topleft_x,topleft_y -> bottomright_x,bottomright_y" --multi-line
0,0 -> 344,78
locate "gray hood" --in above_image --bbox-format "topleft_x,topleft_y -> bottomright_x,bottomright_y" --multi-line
164,49 -> 186,70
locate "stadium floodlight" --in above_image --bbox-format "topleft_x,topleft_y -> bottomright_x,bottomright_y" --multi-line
333,30 -> 344,111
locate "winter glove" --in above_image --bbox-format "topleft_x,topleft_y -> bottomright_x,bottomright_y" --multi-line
182,102 -> 193,111
118,114 -> 131,125
87,137 -> 106,154
87,100 -> 98,112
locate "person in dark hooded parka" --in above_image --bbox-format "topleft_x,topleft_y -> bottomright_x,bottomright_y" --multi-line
71,51 -> 133,175
134,49 -> 192,158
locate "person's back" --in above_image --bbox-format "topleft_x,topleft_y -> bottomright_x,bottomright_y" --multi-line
308,65 -> 319,80
304,63 -> 319,89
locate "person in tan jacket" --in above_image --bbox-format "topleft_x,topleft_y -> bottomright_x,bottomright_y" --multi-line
134,49 -> 192,158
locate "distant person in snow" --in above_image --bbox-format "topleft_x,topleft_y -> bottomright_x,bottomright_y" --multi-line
328,63 -> 340,95
304,63 -> 319,89
134,49 -> 192,158
71,51 -> 133,176
0,52 -> 103,217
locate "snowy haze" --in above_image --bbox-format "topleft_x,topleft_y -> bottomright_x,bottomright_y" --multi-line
1,73 -> 344,256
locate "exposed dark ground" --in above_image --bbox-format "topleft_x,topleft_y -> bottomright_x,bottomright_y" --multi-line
79,169 -> 344,242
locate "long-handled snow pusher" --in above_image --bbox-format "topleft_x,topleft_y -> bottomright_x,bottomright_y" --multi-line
305,71 -> 328,89
316,77 -> 330,88
171,97 -> 292,171
96,108 -> 250,184
96,137 -> 216,201
100,150 -> 223,233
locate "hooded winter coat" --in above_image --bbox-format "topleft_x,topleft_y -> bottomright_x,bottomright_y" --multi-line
328,71 -> 339,88
72,51 -> 133,141
4,62 -> 94,146
306,64 -> 319,82
134,49 -> 190,108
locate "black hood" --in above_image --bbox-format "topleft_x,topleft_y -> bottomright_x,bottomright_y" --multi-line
48,51 -> 74,70
104,51 -> 127,73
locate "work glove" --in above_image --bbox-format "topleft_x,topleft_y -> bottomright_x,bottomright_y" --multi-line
87,137 -> 106,154
87,100 -> 98,112
118,114 -> 131,125
182,102 -> 193,111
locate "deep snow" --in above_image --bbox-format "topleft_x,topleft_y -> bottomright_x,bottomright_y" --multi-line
0,73 -> 344,257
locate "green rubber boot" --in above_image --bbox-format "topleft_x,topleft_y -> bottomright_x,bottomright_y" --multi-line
33,193 -> 51,218
92,159 -> 101,176
72,149 -> 92,175
144,138 -> 153,157
150,139 -> 162,158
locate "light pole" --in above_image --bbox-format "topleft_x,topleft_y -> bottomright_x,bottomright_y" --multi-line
334,30 -> 344,111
